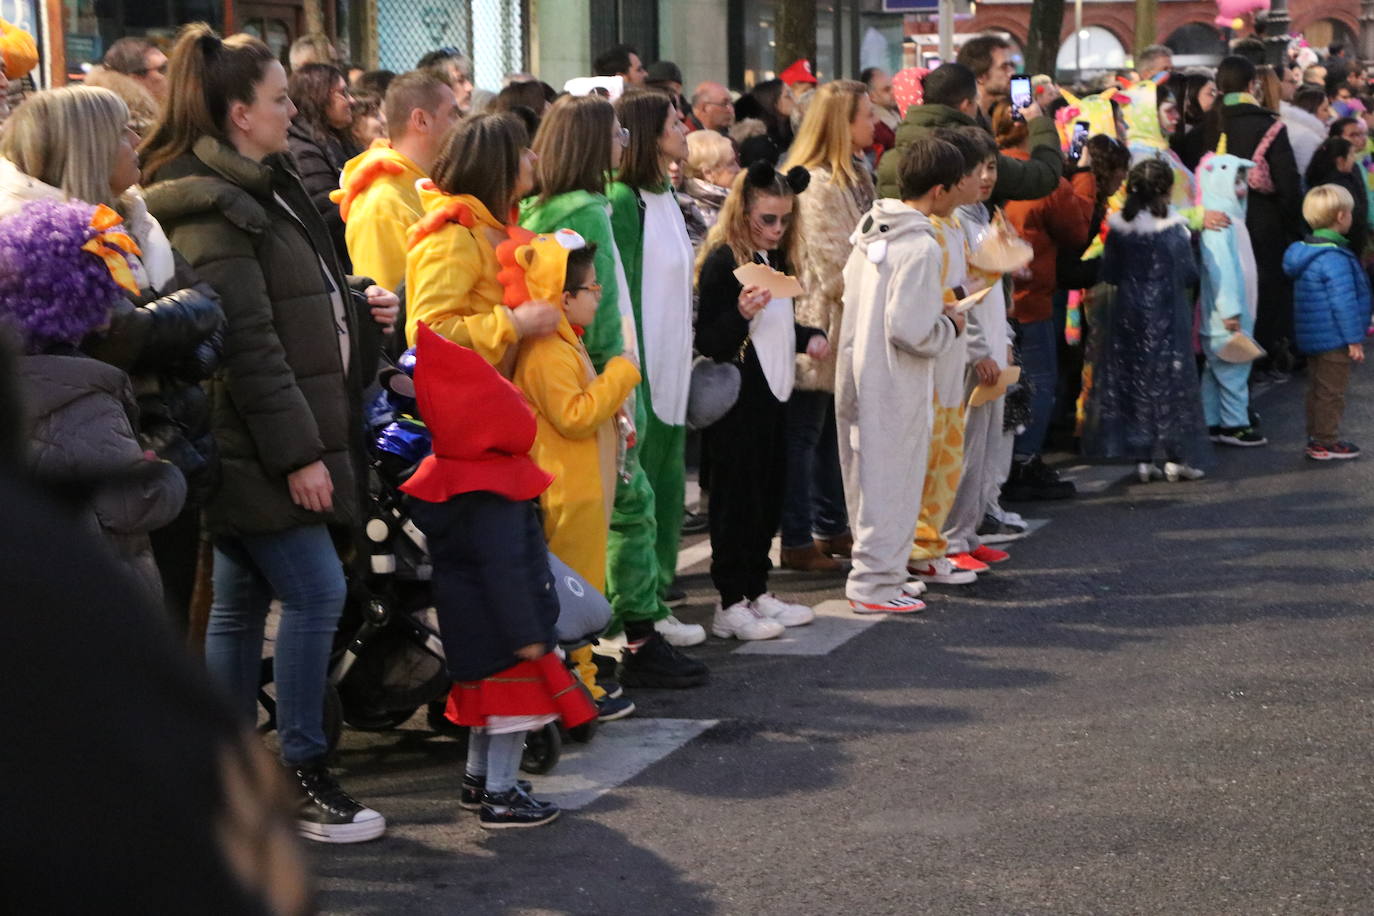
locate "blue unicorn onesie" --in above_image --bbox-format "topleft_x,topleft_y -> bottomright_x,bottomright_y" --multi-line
1197,152 -> 1259,432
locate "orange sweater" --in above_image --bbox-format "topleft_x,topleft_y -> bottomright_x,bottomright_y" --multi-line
1001,149 -> 1096,323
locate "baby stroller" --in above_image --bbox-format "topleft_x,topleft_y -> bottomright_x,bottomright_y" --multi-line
258,352 -> 609,773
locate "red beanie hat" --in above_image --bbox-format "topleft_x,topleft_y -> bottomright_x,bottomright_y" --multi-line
400,323 -> 554,504
779,59 -> 817,85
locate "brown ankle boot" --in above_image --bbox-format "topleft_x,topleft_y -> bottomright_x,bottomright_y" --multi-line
814,532 -> 853,559
779,543 -> 843,572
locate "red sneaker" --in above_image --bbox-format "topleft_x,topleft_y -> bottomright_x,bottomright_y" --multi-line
970,544 -> 1009,564
946,552 -> 990,573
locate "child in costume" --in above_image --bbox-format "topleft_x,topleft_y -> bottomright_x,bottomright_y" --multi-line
1083,159 -> 1212,482
403,323 -> 598,830
1,199 -> 186,603
695,162 -> 825,638
941,127 -> 1016,571
838,136 -> 967,614
1197,151 -> 1267,447
508,229 -> 641,620
1284,183 -> 1372,461
906,129 -> 987,588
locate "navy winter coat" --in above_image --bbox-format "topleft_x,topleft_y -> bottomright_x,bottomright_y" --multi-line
409,492 -> 559,682
1283,234 -> 1373,354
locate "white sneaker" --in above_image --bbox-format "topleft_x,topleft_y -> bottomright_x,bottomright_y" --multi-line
752,592 -> 815,627
909,557 -> 978,585
849,594 -> 926,614
1164,461 -> 1205,482
1136,462 -> 1164,483
654,614 -> 707,647
711,600 -> 784,641
901,579 -> 928,597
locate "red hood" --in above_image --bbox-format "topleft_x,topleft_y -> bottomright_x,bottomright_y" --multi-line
400,323 -> 554,503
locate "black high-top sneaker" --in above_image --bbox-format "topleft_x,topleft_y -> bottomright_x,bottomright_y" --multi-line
479,785 -> 560,829
619,631 -> 709,689
460,773 -> 532,811
290,761 -> 386,843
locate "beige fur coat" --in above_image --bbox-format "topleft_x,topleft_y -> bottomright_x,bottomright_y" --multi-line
793,163 -> 875,392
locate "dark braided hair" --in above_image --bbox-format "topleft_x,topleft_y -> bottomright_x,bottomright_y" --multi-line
1121,158 -> 1173,221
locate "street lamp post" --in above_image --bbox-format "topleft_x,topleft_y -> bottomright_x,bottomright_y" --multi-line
1075,0 -> 1083,74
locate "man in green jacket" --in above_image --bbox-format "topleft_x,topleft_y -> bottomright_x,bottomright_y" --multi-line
876,62 -> 1063,204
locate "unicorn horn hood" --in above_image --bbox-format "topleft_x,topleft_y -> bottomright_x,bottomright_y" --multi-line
1196,152 -> 1255,219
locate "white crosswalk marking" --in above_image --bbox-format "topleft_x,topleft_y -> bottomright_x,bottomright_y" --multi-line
536,718 -> 717,810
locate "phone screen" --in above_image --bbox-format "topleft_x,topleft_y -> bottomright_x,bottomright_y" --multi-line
1010,75 -> 1032,112
1071,121 -> 1090,158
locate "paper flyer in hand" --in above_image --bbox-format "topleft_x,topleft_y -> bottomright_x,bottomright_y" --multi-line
733,262 -> 804,299
954,286 -> 994,313
969,365 -> 1022,407
1217,331 -> 1264,364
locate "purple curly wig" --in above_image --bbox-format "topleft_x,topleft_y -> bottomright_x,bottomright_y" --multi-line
0,198 -> 129,353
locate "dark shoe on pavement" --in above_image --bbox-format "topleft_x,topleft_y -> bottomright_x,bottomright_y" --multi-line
290,762 -> 386,844
663,583 -> 689,607
479,785 -> 560,829
779,543 -> 843,572
461,773 -> 532,811
976,513 -> 1026,543
681,509 -> 709,535
814,532 -> 853,558
1001,456 -> 1075,501
600,677 -> 624,699
619,631 -> 709,688
596,694 -> 636,720
1214,426 -> 1267,447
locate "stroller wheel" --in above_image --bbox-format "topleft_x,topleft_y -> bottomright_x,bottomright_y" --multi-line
342,707 -> 417,731
519,722 -> 562,775
567,718 -> 598,743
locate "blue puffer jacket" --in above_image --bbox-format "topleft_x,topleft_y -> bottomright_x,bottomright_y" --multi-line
1283,233 -> 1372,354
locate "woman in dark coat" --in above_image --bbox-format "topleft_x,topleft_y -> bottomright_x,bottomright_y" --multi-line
287,62 -> 358,270
1178,55 -> 1305,367
1306,136 -> 1369,256
1084,160 -> 1212,478
141,25 -> 396,843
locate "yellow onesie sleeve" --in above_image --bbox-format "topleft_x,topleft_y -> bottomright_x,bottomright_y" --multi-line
404,228 -> 518,363
518,348 -> 641,440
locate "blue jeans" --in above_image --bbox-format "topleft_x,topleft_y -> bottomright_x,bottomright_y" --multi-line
1013,318 -> 1058,461
205,524 -> 346,765
780,390 -> 849,549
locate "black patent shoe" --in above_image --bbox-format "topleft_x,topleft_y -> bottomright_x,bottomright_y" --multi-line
460,772 -> 532,810
479,785 -> 561,829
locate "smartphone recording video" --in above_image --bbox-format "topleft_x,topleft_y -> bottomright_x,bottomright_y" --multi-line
1010,75 -> 1032,121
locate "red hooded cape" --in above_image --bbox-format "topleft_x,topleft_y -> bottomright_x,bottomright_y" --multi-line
399,323 -> 554,503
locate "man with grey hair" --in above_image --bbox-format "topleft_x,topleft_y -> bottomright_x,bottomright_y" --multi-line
688,81 -> 733,133
418,47 -> 474,114
1137,44 -> 1173,81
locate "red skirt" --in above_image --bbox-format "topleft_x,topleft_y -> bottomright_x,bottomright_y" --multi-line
446,653 -> 597,729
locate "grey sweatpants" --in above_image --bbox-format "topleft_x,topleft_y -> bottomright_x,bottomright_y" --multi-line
943,377 -> 1006,556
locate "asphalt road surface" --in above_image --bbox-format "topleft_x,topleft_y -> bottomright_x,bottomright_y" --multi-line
313,368 -> 1374,915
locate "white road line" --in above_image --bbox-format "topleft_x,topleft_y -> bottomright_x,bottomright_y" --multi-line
734,599 -> 886,656
536,718 -> 717,810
